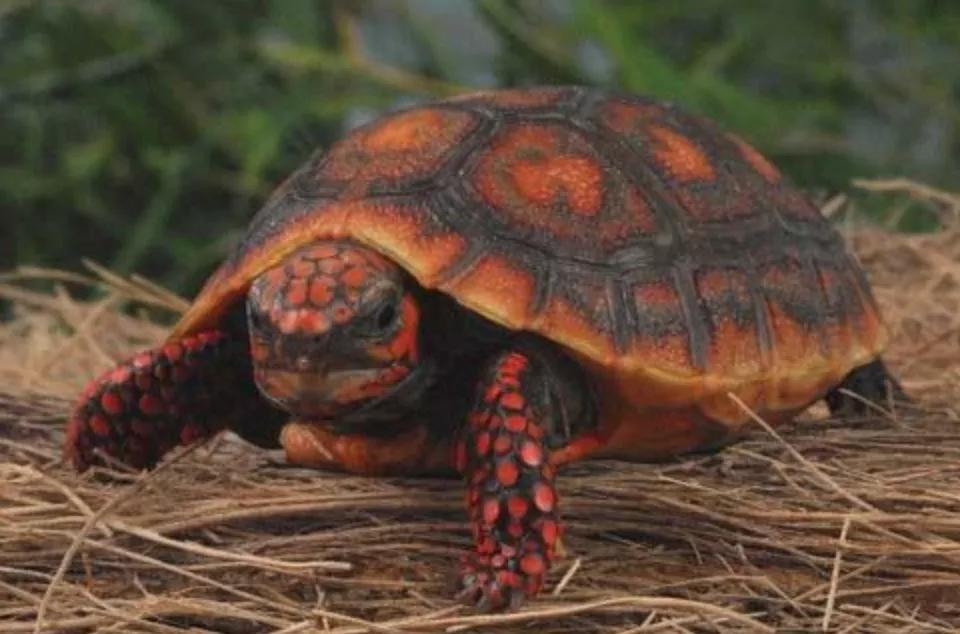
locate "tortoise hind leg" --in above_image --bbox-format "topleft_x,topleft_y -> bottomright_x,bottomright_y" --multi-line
66,330 -> 284,472
825,359 -> 907,417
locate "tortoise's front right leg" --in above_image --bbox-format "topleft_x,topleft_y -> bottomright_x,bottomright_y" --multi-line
454,348 -> 599,611
66,330 -> 281,471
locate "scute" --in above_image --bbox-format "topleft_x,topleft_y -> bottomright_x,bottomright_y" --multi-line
173,87 -> 888,430
299,107 -> 481,196
468,121 -> 661,261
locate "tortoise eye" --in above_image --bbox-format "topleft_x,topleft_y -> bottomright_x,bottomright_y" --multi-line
360,292 -> 400,338
376,303 -> 397,330
248,308 -> 269,334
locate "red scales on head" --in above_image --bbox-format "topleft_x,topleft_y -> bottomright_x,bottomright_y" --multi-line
249,243 -> 394,338
245,242 -> 421,418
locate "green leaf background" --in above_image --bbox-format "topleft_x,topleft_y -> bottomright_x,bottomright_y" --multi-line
2,0 -> 958,293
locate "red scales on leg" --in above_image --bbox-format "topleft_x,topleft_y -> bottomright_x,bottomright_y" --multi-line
455,351 -> 564,610
65,331 -> 278,471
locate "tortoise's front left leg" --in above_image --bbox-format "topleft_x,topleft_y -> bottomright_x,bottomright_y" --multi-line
455,348 -> 599,611
66,330 -> 283,471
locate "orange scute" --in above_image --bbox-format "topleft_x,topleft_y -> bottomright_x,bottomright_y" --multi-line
630,333 -> 696,379
474,124 -> 606,223
634,280 -> 681,307
443,254 -> 536,328
511,155 -> 604,216
364,109 -> 447,151
600,100 -> 665,135
537,297 -> 616,364
312,108 -> 477,190
695,268 -> 766,377
347,201 -> 468,286
648,125 -> 715,183
630,281 -> 695,377
765,301 -> 822,367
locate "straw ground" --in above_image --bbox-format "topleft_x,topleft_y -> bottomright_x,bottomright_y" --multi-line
2,181 -> 959,632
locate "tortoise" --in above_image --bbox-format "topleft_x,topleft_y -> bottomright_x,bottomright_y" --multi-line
66,86 -> 903,610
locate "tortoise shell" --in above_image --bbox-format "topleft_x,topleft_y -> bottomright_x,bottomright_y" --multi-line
173,86 -> 886,436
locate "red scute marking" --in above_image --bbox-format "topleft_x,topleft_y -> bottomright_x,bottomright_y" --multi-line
475,431 -> 491,457
475,124 -> 604,220
600,100 -> 665,135
520,553 -> 545,576
163,343 -> 183,363
533,483 -> 555,512
540,519 -> 558,546
504,415 -> 527,433
507,495 -> 529,518
101,392 -> 123,415
519,440 -> 543,467
499,392 -> 525,411
648,125 -> 716,183
318,258 -> 344,275
496,460 -> 519,487
482,498 -> 500,525
634,281 -> 681,308
312,108 -> 477,190
308,277 -> 335,306
89,415 -> 111,437
454,440 -> 467,473
342,266 -> 368,288
513,156 -> 603,216
138,394 -> 163,416
290,259 -> 315,277
286,279 -> 307,306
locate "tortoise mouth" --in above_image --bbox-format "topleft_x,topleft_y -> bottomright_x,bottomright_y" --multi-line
255,367 -> 391,418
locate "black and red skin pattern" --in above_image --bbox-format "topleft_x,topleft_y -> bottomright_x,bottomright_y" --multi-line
454,351 -> 561,611
65,330 -> 282,471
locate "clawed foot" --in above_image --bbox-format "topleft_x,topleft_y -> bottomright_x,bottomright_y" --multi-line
457,551 -> 544,611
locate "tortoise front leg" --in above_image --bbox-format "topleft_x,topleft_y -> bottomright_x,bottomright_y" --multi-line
454,349 -> 595,611
66,330 -> 283,471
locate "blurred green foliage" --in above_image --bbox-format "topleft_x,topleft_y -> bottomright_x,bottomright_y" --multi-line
2,0 -> 959,294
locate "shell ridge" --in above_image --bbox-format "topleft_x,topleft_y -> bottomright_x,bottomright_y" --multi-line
671,263 -> 709,370
801,252 -> 832,358
747,260 -> 775,370
606,276 -> 631,353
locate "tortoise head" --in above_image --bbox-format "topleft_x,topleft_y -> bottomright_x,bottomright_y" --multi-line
246,241 -> 422,422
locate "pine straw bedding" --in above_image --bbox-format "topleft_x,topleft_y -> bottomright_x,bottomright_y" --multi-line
1,184 -> 959,633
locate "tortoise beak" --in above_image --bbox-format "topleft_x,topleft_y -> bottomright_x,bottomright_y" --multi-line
255,367 -> 388,417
